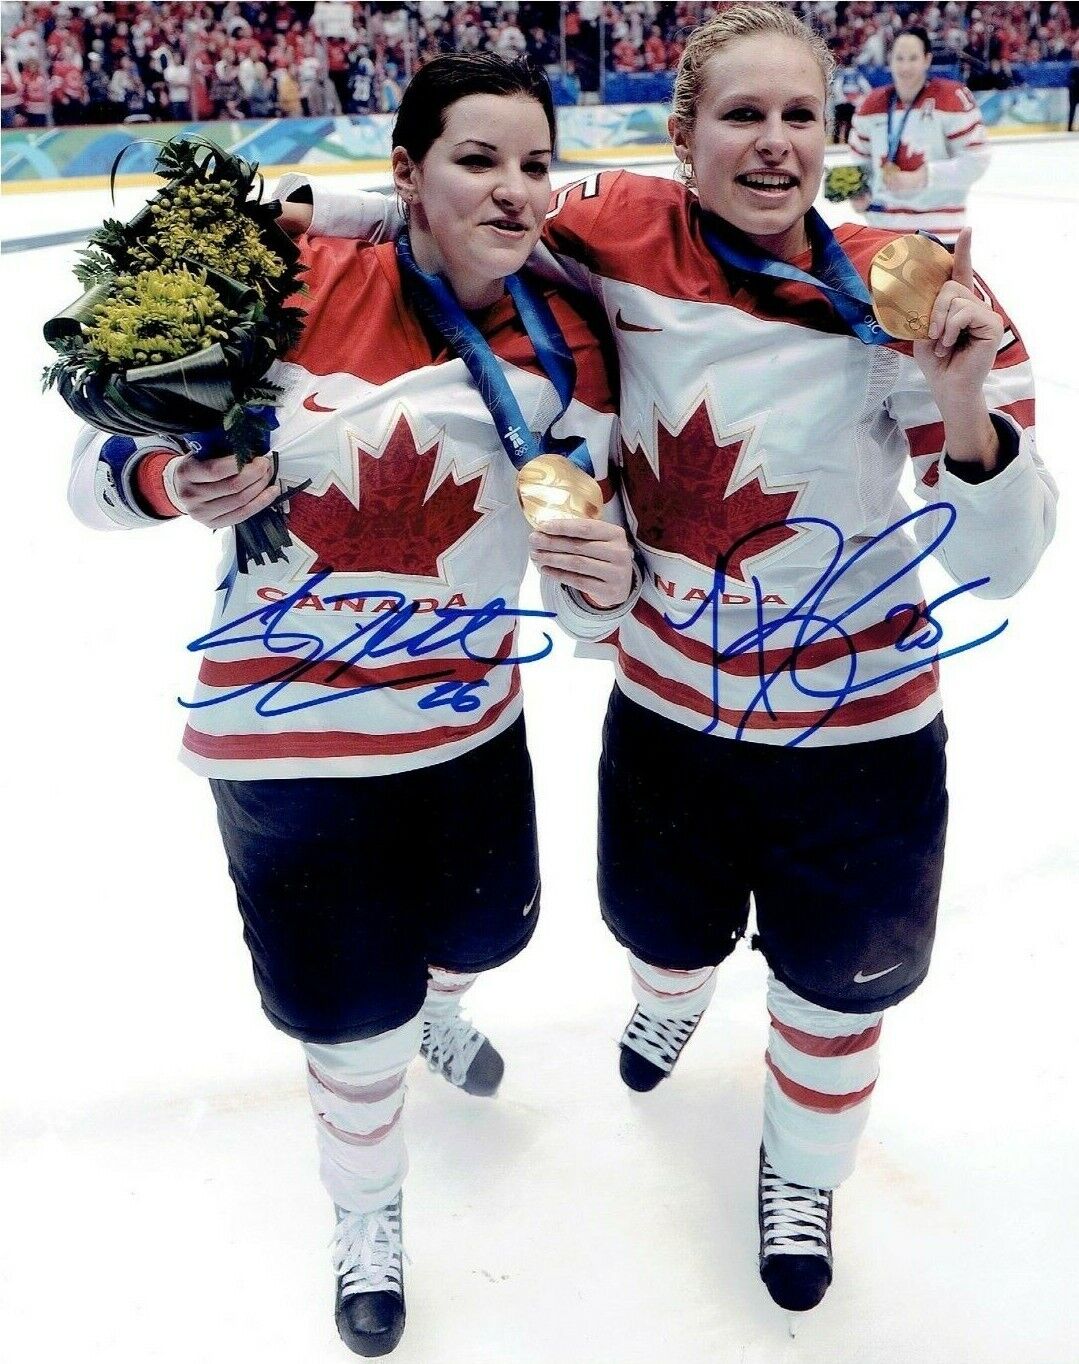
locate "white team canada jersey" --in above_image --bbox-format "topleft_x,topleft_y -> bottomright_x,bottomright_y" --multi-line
68,238 -> 622,779
536,171 -> 1054,747
848,77 -> 989,242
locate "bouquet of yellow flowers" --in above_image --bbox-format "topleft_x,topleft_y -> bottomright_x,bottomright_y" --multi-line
43,138 -> 308,571
823,163 -> 870,203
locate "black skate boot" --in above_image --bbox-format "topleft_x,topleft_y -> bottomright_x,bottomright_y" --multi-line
758,1146 -> 833,1315
420,1007 -> 504,1096
618,1006 -> 703,1091
333,1194 -> 406,1357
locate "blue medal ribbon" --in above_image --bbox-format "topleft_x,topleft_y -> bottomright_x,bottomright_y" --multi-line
886,85 -> 925,164
699,207 -> 888,347
395,232 -> 595,476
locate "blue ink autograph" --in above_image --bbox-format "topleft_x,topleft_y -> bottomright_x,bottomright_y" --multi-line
672,503 -> 1007,747
180,568 -> 555,717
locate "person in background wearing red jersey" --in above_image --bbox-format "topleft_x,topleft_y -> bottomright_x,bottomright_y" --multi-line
18,54 -> 49,126
67,53 -> 633,1358
848,25 -> 989,244
1,54 -> 23,127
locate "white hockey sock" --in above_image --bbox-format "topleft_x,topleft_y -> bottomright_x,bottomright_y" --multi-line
303,1010 -> 423,1214
627,951 -> 719,1021
762,973 -> 883,1191
423,965 -> 480,1019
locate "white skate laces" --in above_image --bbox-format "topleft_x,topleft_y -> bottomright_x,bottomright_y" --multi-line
758,1152 -> 833,1259
621,1007 -> 702,1073
421,1009 -> 486,1088
332,1197 -> 405,1300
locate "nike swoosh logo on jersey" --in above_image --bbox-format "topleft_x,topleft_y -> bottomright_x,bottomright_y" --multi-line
615,309 -> 662,334
303,393 -> 336,413
853,963 -> 902,984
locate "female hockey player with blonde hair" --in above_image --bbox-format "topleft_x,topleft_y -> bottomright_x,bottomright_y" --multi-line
278,2 -> 1056,1326
67,53 -> 633,1357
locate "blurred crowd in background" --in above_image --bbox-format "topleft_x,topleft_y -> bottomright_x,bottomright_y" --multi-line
3,1 -> 1078,131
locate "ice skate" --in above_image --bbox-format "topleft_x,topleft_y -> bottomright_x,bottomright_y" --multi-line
420,1007 -> 504,1096
618,1006 -> 703,1091
332,1194 -> 406,1357
758,1146 -> 833,1315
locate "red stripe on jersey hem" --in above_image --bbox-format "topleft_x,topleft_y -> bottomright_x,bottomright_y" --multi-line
196,630 -> 513,692
765,1054 -> 877,1113
905,421 -> 946,458
633,597 -> 928,678
181,675 -> 520,759
946,119 -> 983,140
617,647 -> 938,731
998,398 -> 1034,430
870,204 -> 966,216
769,1013 -> 882,1057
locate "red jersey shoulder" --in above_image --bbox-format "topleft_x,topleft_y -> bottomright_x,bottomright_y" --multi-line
548,170 -> 731,305
293,236 -> 380,303
925,77 -> 978,115
546,288 -> 616,414
484,284 -> 615,414
856,84 -> 892,117
545,170 -> 690,279
287,239 -> 415,382
833,222 -> 907,283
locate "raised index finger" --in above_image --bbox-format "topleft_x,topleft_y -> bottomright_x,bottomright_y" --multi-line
951,227 -> 975,291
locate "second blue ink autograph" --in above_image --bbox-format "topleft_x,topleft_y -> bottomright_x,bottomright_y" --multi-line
670,502 -> 1007,747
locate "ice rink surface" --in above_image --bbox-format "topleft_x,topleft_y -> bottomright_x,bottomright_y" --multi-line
2,139 -> 1077,1364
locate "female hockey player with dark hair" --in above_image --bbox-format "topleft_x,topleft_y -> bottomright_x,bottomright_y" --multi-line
68,53 -> 634,1358
847,25 -> 990,244
276,2 -> 1056,1328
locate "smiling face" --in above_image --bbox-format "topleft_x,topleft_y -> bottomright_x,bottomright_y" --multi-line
393,92 -> 552,309
669,33 -> 827,263
890,33 -> 932,100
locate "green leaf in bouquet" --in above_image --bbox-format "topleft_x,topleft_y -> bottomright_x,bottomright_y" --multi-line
222,400 -> 278,464
72,249 -> 118,290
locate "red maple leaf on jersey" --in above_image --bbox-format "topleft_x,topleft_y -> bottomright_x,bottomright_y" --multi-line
287,414 -> 485,578
881,143 -> 926,173
620,402 -> 800,584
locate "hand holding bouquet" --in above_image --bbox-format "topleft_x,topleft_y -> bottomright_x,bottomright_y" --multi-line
823,163 -> 871,204
43,138 -> 308,572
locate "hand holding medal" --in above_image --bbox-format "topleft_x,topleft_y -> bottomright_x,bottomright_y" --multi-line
873,228 -> 1003,471
870,228 -> 1003,387
528,513 -> 635,609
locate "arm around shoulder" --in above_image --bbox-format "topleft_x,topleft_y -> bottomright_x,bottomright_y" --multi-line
273,173 -> 404,241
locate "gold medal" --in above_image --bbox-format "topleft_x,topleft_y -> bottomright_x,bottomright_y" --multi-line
869,233 -> 954,341
516,453 -> 603,529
